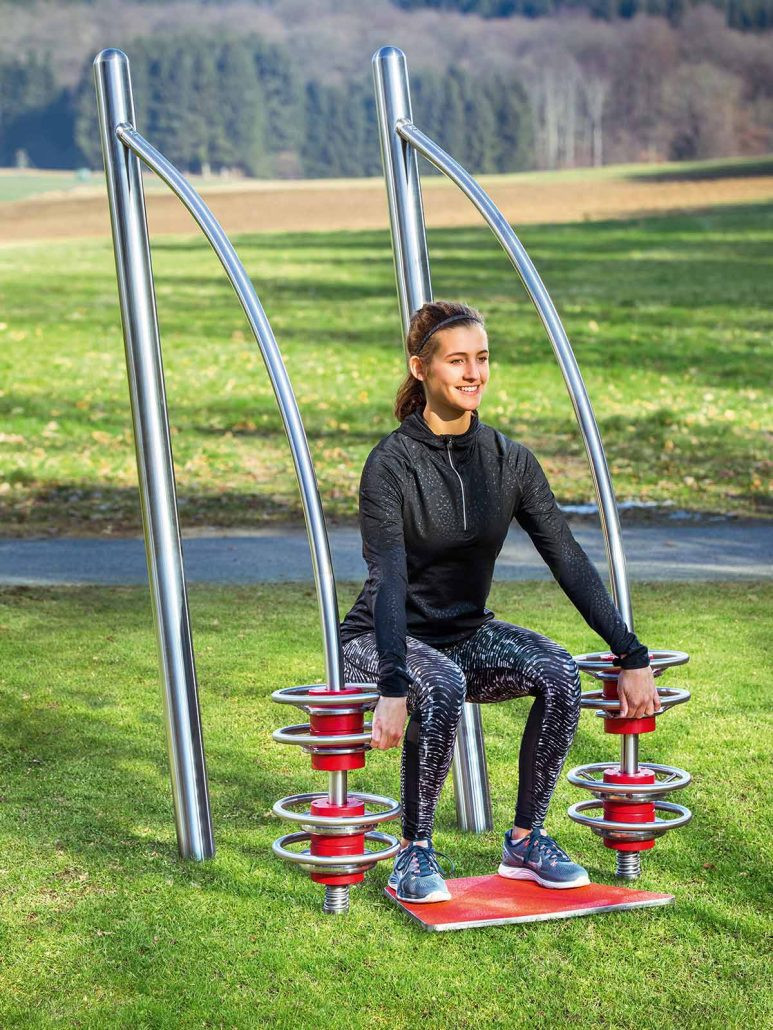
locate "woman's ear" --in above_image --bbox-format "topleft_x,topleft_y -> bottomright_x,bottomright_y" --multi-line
408,355 -> 424,381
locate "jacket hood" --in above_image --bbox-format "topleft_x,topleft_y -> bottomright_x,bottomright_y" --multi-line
397,409 -> 482,451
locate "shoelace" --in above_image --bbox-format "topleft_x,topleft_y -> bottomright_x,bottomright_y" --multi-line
396,844 -> 455,878
518,831 -> 571,866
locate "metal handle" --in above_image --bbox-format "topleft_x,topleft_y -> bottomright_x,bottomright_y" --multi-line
273,792 -> 401,827
272,724 -> 373,748
272,831 -> 401,870
568,799 -> 693,836
271,685 -> 379,708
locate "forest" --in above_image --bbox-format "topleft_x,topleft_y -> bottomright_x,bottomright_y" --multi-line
393,0 -> 772,31
0,0 -> 770,176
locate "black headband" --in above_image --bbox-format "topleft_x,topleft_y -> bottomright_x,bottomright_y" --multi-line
417,314 -> 483,353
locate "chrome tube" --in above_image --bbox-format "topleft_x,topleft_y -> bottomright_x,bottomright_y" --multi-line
372,46 -> 432,340
622,734 -> 640,775
452,703 -> 493,833
93,49 -> 214,860
329,771 -> 348,807
396,118 -> 633,629
373,46 -> 492,832
115,122 -> 344,693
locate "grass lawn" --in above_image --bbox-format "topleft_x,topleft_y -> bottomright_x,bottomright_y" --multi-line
0,203 -> 770,535
0,580 -> 770,1027
0,169 -> 266,204
0,171 -> 92,204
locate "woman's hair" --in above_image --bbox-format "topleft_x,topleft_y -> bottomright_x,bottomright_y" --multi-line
394,300 -> 484,422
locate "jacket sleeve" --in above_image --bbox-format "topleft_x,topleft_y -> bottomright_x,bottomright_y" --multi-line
512,447 -> 649,668
359,450 -> 412,696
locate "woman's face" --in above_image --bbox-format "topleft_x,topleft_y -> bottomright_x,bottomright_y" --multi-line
410,323 -> 490,418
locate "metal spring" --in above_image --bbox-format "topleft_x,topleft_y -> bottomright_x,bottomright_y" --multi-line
323,885 -> 350,915
615,852 -> 641,880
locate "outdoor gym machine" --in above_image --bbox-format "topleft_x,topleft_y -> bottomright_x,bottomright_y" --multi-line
373,46 -> 692,878
95,49 -> 399,910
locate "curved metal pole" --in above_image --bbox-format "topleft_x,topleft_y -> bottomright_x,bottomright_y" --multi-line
115,122 -> 344,692
397,118 -> 633,630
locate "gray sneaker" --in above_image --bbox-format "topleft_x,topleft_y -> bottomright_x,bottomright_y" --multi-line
390,842 -> 453,903
387,850 -> 403,891
498,829 -> 590,889
388,841 -> 434,888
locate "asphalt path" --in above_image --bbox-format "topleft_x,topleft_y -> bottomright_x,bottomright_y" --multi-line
1,520 -> 770,587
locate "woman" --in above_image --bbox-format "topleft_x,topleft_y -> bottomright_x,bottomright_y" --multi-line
340,301 -> 660,903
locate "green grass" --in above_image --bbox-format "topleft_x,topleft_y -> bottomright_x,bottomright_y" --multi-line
0,580 -> 770,1027
0,203 -> 770,535
0,169 -> 259,204
0,171 -> 94,203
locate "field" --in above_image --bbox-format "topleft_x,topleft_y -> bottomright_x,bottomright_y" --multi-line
0,159 -> 772,243
0,199 -> 770,535
0,579 -> 769,1027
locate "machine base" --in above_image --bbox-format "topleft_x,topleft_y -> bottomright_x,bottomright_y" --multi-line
385,874 -> 672,931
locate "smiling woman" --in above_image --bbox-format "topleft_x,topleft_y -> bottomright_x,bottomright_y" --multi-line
338,299 -> 661,904
394,300 -> 487,427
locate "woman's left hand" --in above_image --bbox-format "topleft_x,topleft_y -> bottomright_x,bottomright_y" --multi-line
616,666 -> 661,719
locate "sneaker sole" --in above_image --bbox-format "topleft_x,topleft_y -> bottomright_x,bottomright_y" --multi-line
497,863 -> 590,890
395,887 -> 452,903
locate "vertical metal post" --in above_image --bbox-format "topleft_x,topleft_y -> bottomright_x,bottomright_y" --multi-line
373,46 -> 493,833
372,46 -> 432,338
94,49 -> 214,860
621,735 -> 639,775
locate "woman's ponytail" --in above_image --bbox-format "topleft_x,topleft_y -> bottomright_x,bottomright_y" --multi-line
394,375 -> 426,422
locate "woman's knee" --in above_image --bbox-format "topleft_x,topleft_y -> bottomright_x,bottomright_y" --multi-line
533,646 -> 581,707
411,659 -> 466,718
341,634 -> 379,684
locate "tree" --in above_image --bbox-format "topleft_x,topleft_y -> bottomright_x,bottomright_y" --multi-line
214,40 -> 267,175
438,69 -> 466,163
486,75 -> 534,171
461,71 -> 498,172
663,61 -> 742,158
252,36 -> 304,175
0,53 -> 75,168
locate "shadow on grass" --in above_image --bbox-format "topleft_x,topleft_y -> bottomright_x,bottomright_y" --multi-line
627,158 -> 773,183
0,484 -> 312,536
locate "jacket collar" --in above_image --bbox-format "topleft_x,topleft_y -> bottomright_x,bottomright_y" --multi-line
397,409 -> 481,451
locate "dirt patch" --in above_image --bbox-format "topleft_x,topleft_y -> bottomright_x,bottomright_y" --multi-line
1,173 -> 771,243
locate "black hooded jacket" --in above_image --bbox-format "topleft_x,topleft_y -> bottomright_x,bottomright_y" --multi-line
340,409 -> 647,697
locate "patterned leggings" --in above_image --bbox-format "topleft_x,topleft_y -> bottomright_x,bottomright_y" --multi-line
342,619 -> 581,841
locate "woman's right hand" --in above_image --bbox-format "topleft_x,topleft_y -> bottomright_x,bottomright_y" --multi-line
370,696 -> 408,750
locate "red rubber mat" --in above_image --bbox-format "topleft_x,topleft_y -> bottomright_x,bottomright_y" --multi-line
385,875 -> 673,931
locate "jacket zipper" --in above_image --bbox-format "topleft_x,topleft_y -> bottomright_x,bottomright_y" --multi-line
446,439 -> 467,531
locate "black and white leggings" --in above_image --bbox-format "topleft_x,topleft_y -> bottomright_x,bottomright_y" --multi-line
342,619 -> 581,842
